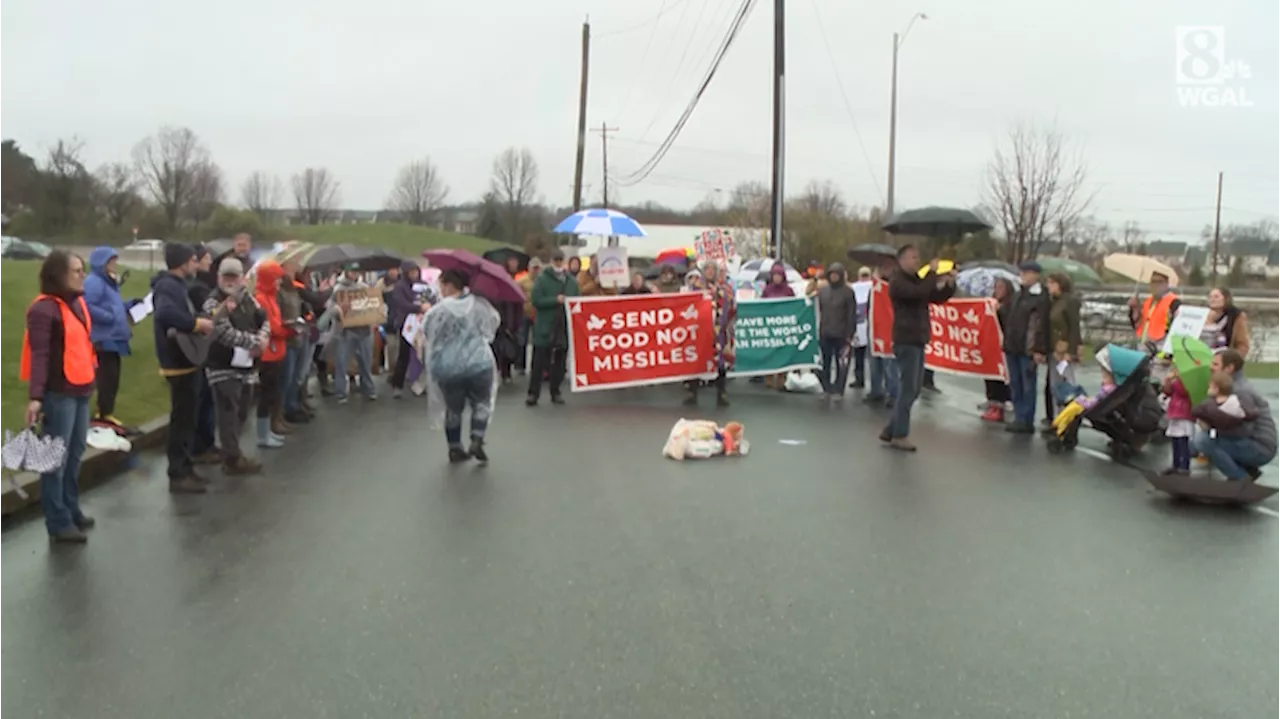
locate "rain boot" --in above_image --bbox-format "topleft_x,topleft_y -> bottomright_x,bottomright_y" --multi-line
257,418 -> 284,449
271,407 -> 294,435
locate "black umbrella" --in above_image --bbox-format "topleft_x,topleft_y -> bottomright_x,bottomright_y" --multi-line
482,247 -> 530,272
882,207 -> 992,237
304,244 -> 402,272
846,243 -> 898,266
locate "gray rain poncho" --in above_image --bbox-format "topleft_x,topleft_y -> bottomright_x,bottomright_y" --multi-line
423,291 -> 501,430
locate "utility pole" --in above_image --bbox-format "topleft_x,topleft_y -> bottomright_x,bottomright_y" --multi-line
767,0 -> 785,259
593,123 -> 619,207
572,19 -> 591,212
1210,171 -> 1224,285
886,13 -> 927,220
886,32 -> 899,219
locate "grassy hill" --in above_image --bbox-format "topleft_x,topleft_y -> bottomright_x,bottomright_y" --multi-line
2,260 -> 166,433
281,224 -> 514,258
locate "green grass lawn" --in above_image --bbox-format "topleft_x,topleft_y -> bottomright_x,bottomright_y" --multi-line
2,260 -> 168,432
281,223 -> 514,258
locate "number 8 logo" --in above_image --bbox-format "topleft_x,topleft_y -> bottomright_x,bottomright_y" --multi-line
1177,27 -> 1224,84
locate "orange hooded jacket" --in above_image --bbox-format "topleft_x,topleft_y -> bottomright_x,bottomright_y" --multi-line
254,261 -> 289,362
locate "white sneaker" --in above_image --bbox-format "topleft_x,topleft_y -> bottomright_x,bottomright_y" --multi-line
392,389 -> 403,399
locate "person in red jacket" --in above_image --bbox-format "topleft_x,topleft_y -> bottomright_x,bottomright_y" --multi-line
253,261 -> 291,449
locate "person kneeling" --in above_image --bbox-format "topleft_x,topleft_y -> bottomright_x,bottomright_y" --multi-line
1191,349 -> 1276,482
424,269 -> 501,464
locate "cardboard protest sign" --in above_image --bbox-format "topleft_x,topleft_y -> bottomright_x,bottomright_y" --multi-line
335,286 -> 385,328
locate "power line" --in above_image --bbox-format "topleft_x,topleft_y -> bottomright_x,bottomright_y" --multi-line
806,0 -> 884,205
616,0 -> 760,187
634,0 -> 715,142
611,0 -> 671,121
595,0 -> 695,37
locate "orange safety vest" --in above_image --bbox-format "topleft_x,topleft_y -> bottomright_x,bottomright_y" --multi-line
19,294 -> 96,385
1136,293 -> 1177,342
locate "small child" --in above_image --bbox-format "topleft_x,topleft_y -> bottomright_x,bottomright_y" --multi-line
1207,371 -> 1246,420
1161,367 -> 1195,475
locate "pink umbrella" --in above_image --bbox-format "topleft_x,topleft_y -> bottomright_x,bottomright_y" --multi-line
422,249 -> 524,304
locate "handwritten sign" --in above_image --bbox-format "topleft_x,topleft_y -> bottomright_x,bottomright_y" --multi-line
1161,304 -> 1210,354
335,286 -> 385,328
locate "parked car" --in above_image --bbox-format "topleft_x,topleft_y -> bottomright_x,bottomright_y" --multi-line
125,238 -> 166,252
1082,298 -> 1130,330
1,236 -> 53,260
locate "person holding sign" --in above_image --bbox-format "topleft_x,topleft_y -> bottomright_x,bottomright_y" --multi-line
1128,271 -> 1180,350
527,250 -> 579,406
327,264 -> 379,404
1201,287 -> 1250,355
684,262 -> 736,408
880,247 -> 955,452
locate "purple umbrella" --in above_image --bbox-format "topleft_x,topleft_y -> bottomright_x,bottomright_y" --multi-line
421,249 -> 524,304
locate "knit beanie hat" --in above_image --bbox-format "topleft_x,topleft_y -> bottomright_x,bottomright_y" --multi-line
164,242 -> 197,269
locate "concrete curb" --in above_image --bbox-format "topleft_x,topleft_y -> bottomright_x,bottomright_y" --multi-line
1,417 -> 168,516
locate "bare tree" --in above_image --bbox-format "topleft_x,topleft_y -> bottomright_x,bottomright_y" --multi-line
1120,220 -> 1145,253
41,138 -> 93,235
982,123 -> 1094,263
797,179 -> 847,218
132,126 -> 212,232
240,171 -> 283,219
387,158 -> 449,225
489,147 -> 539,243
95,162 -> 141,228
292,167 -> 341,225
723,180 -> 770,229
187,161 -> 224,228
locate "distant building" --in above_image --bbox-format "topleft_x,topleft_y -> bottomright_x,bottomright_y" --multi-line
1143,240 -> 1189,268
569,223 -> 770,260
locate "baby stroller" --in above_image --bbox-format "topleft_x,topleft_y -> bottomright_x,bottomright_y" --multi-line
1046,347 -> 1164,460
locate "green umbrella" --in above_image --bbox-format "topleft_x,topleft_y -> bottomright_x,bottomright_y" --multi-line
1171,336 -> 1214,404
1035,257 -> 1102,288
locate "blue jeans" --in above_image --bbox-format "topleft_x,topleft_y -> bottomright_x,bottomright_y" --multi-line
1005,352 -> 1038,425
442,369 -> 495,447
868,355 -> 899,400
281,341 -> 311,413
818,337 -> 850,395
38,392 -> 90,534
886,344 -> 924,438
333,330 -> 376,399
1193,430 -> 1276,481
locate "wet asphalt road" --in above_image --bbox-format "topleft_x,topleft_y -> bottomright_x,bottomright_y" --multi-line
3,377 -> 1277,718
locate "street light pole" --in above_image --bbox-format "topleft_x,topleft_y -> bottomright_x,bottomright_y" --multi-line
885,12 -> 926,220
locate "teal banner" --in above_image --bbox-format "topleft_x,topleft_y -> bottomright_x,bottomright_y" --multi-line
730,297 -> 820,377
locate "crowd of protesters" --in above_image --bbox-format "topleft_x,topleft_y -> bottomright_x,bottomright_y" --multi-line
18,235 -> 1279,543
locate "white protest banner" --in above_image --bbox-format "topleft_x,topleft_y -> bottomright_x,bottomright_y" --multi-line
1161,305 -> 1210,354
596,246 -> 629,289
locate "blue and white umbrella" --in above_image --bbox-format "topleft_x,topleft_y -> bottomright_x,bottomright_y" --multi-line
553,208 -> 648,237
956,266 -> 1018,298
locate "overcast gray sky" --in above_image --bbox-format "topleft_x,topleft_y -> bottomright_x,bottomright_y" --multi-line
3,0 -> 1276,241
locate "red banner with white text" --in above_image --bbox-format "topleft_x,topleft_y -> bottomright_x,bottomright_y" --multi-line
567,293 -> 716,392
868,280 -> 1008,380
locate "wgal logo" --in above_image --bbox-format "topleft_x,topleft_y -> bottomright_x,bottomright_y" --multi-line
1175,26 -> 1253,108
